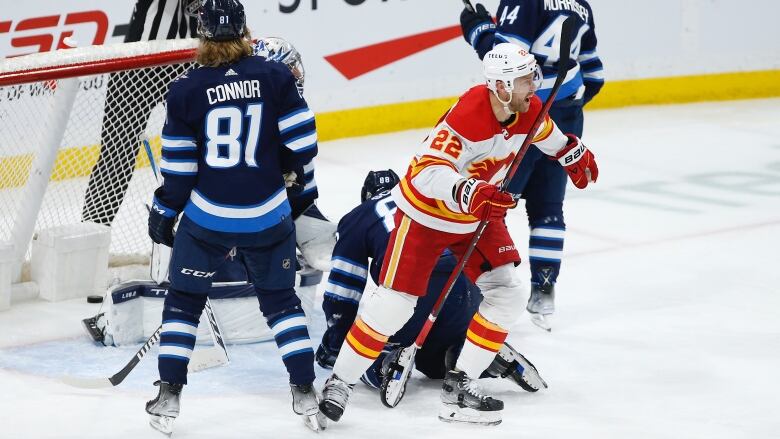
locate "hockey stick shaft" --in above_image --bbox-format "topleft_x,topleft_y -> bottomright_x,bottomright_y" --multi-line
381,14 -> 578,408
142,138 -> 230,363
61,325 -> 162,388
413,14 -> 578,349
462,0 -> 474,12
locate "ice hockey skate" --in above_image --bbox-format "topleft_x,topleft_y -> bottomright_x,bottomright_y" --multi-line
527,283 -> 555,332
291,383 -> 327,431
439,370 -> 503,426
484,342 -> 548,392
146,381 -> 182,436
319,374 -> 354,422
379,345 -> 417,407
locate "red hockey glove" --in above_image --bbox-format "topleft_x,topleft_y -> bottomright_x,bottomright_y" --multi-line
456,178 -> 516,222
554,134 -> 598,189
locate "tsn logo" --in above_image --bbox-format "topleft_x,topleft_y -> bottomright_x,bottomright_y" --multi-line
0,10 -> 108,57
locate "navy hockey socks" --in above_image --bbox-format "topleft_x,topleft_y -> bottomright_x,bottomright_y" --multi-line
258,288 -> 315,385
158,289 -> 207,385
266,306 -> 315,385
528,218 -> 565,287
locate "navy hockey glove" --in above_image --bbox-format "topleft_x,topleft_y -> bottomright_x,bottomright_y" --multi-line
316,343 -> 338,369
460,3 -> 495,49
148,201 -> 176,247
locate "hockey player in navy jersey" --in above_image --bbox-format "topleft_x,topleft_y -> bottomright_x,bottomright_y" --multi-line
144,0 -> 324,434
316,170 -> 547,394
461,0 -> 605,330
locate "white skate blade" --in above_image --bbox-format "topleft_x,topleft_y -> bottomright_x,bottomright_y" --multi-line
529,313 -> 552,332
149,414 -> 175,436
438,404 -> 501,426
302,412 -> 327,432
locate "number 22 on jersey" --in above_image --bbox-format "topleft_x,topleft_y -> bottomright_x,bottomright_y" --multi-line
429,129 -> 462,160
204,103 -> 263,168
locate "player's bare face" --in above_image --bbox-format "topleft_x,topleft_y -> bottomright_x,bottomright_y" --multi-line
509,74 -> 537,113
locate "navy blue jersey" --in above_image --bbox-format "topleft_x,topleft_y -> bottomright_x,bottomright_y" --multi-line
475,0 -> 604,103
153,55 -> 318,234
324,191 -> 396,306
321,192 -> 481,358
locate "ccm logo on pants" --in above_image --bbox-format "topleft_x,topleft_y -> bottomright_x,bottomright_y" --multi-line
181,268 -> 216,278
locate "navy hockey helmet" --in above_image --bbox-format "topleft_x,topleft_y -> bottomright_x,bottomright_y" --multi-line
189,0 -> 247,41
361,169 -> 400,202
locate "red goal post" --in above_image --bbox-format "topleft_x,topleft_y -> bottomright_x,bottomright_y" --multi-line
0,39 -> 198,288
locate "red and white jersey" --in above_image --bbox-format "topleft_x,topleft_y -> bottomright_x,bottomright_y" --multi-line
391,85 -> 569,234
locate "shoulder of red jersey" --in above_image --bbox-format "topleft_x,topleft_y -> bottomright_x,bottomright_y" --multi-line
444,85 -> 496,142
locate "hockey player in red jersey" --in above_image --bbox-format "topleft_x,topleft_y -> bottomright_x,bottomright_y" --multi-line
319,43 -> 597,426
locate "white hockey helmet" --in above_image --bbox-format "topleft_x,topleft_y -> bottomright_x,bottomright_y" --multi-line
254,37 -> 305,95
483,43 -> 541,97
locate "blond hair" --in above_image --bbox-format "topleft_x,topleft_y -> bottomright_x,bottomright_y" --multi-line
196,31 -> 253,67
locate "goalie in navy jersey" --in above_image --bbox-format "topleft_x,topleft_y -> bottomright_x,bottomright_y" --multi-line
460,0 -> 605,330
144,0 -> 324,434
316,170 -> 547,394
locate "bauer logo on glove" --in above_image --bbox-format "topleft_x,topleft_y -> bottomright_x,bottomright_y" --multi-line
554,134 -> 599,189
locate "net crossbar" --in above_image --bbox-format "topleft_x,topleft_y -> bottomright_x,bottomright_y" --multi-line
0,39 -> 198,272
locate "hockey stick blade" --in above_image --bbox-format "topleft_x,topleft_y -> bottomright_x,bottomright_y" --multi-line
379,345 -> 417,408
60,375 -> 113,389
61,326 -> 161,389
187,346 -> 229,373
61,329 -> 226,389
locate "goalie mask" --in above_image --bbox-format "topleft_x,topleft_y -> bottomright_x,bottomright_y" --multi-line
361,169 -> 400,202
254,37 -> 306,95
483,43 -> 542,106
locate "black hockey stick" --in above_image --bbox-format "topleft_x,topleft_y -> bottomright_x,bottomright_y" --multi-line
380,13 -> 578,408
462,0 -> 475,13
63,301 -> 229,388
142,137 -> 230,365
62,326 -> 162,388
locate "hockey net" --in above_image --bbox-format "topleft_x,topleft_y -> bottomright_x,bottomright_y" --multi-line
0,39 -> 198,277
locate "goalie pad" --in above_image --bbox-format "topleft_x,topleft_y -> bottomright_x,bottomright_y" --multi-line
295,205 -> 337,272
92,268 -> 321,347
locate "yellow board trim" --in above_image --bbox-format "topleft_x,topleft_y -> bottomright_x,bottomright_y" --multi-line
3,70 -> 777,188
0,137 -> 162,190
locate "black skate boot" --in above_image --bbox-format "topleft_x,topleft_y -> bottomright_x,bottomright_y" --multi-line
291,383 -> 327,431
146,380 -> 182,436
439,370 -> 503,426
319,374 -> 354,422
483,342 -> 548,392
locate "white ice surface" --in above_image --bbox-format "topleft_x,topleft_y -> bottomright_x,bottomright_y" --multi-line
1,99 -> 780,439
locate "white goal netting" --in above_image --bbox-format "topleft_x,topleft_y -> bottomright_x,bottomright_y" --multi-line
0,40 -> 198,274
